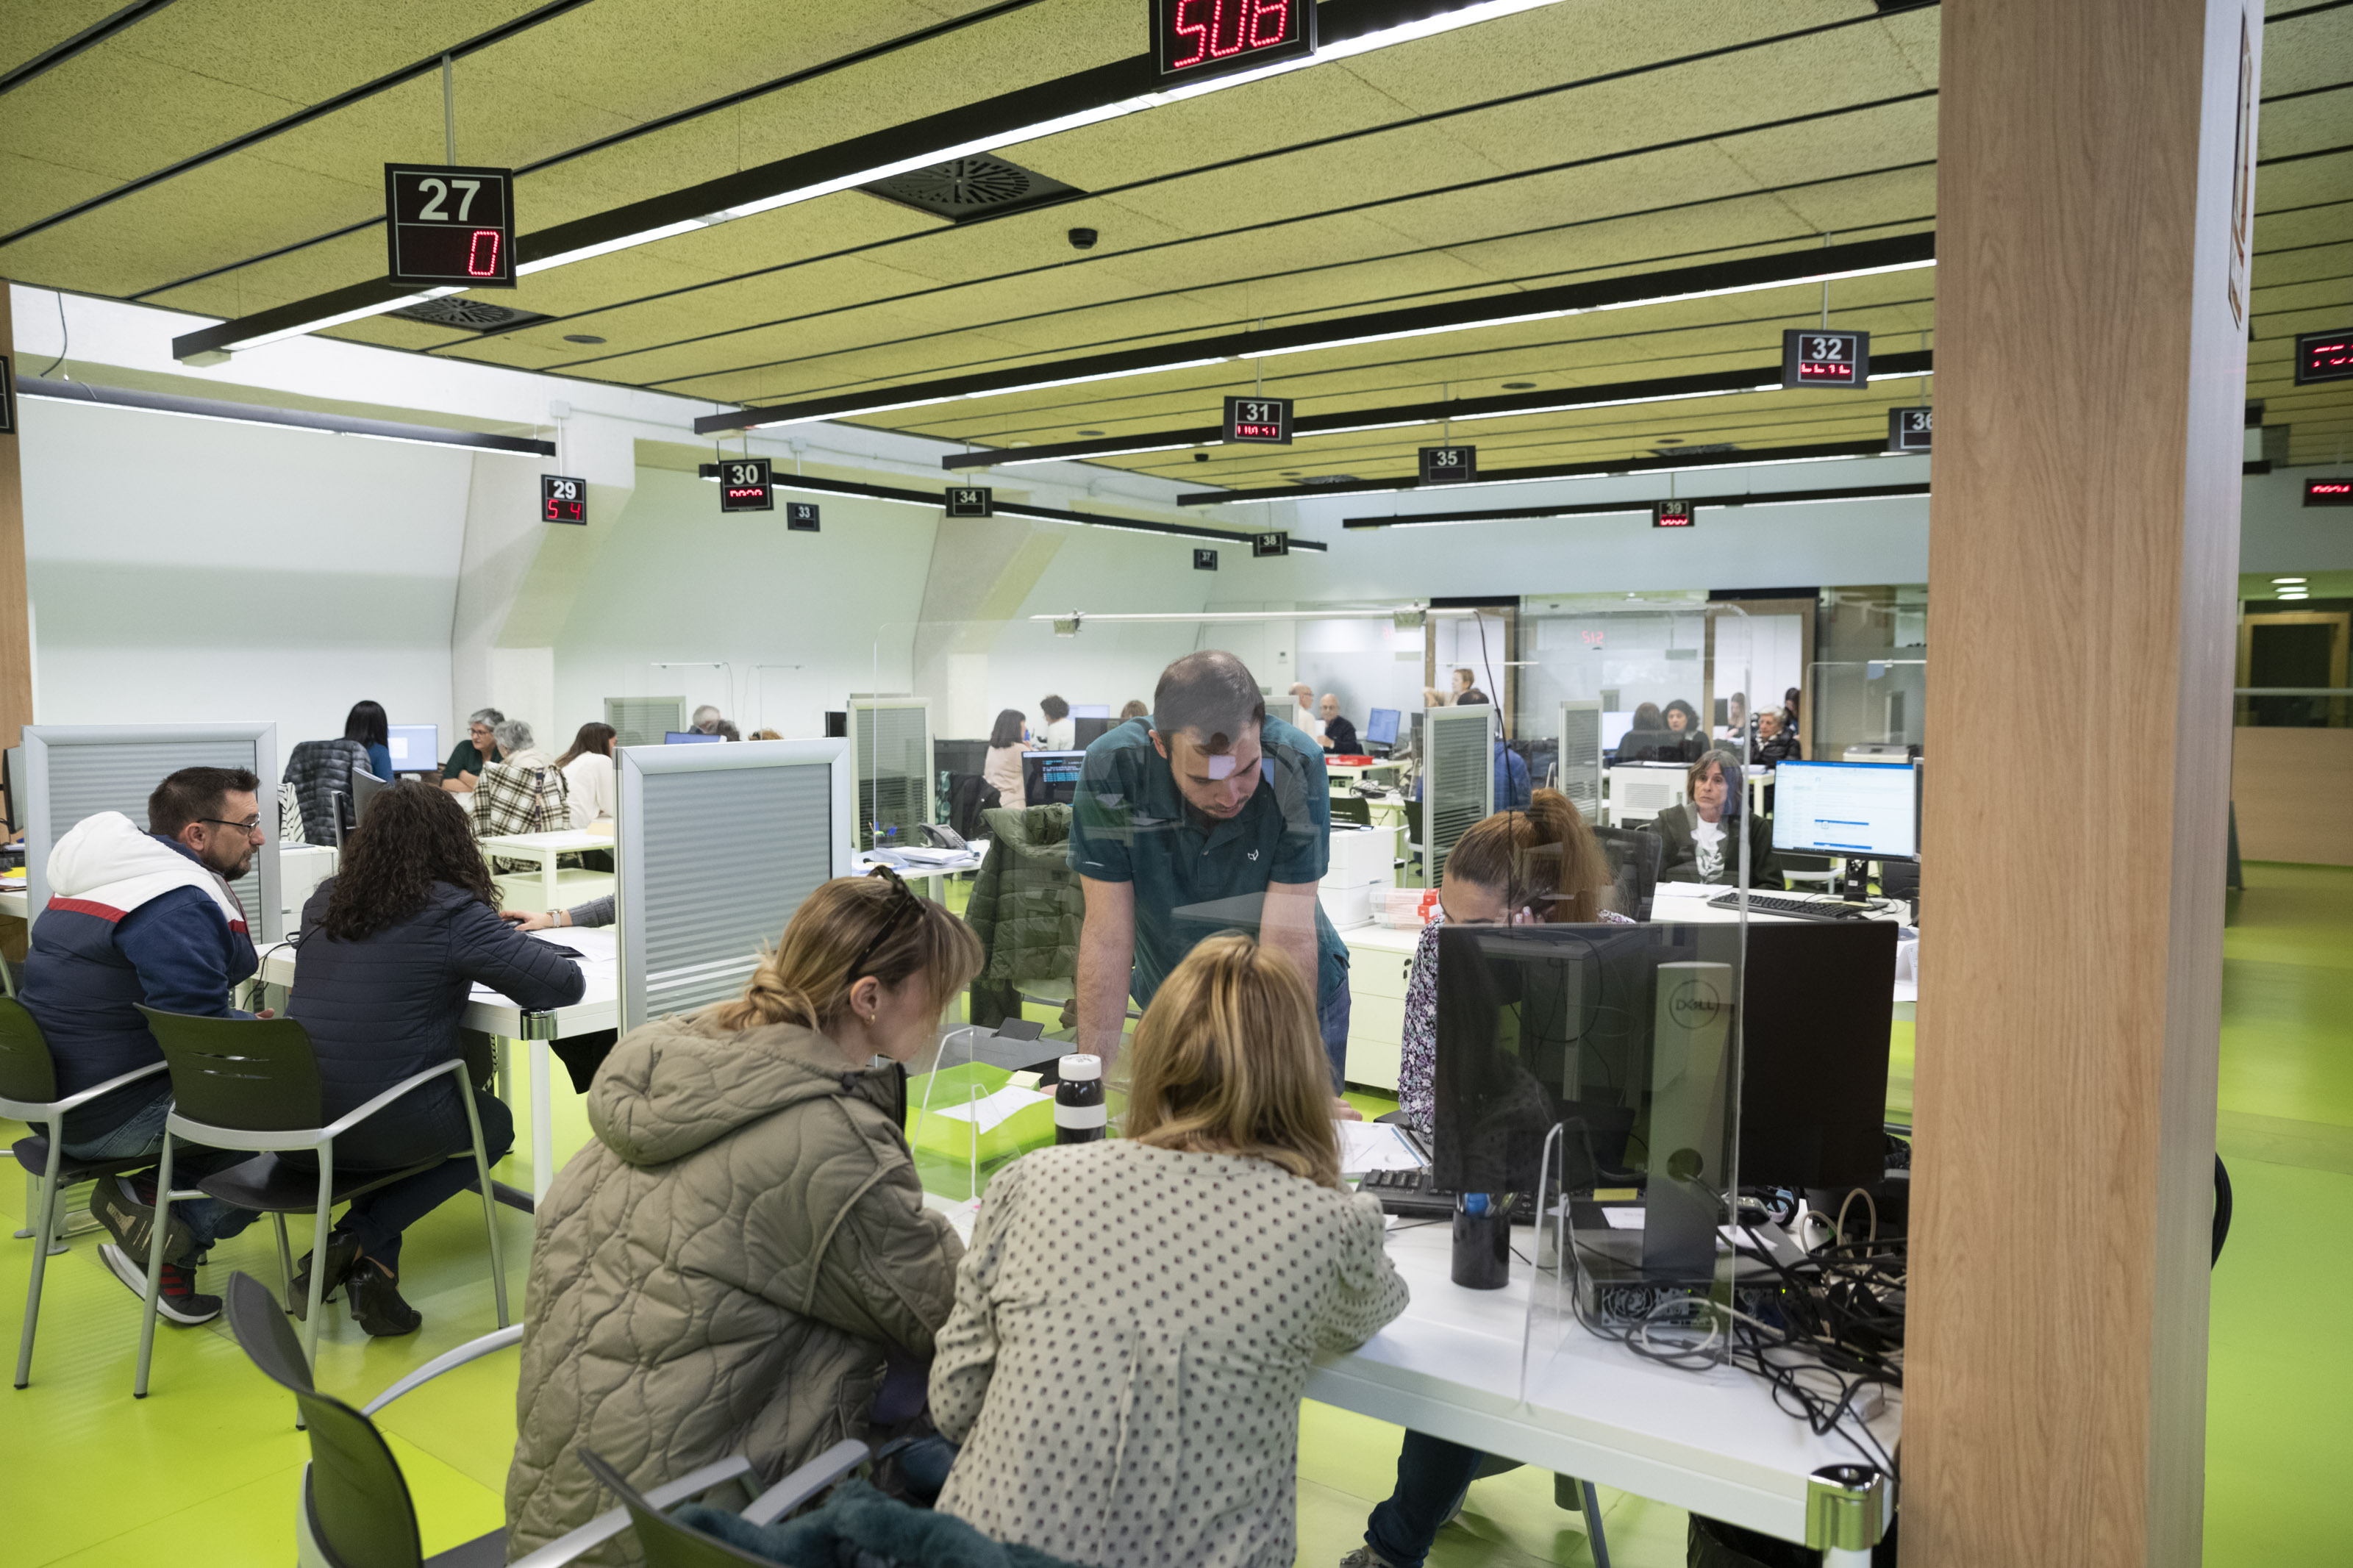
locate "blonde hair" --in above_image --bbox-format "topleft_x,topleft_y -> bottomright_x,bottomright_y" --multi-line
1124,934 -> 1342,1189
1444,788 -> 1612,923
707,874 -> 982,1034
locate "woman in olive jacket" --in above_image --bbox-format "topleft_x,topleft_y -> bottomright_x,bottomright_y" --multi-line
504,872 -> 982,1568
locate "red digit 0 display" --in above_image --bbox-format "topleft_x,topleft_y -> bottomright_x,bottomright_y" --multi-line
1155,0 -> 1313,79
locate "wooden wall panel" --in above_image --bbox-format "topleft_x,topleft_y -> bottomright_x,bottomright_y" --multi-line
2232,727 -> 2353,864
1907,3 -> 2254,1565
0,284 -> 30,757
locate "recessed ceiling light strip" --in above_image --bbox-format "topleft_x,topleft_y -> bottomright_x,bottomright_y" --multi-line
939,351 -> 1936,468
699,233 -> 1935,434
169,0 -> 1569,363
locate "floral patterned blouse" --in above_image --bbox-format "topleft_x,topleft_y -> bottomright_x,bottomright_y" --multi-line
1396,905 -> 1635,1134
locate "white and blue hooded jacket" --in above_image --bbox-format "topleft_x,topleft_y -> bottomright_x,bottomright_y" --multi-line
20,812 -> 257,1141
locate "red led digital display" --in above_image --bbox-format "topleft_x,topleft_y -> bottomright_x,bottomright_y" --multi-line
2304,479 -> 2353,507
1154,0 -> 1314,80
1224,395 -> 1293,444
385,164 -> 515,287
1652,501 -> 1696,529
1782,329 -> 1870,390
2295,329 -> 2353,385
541,474 -> 586,525
716,458 -> 773,513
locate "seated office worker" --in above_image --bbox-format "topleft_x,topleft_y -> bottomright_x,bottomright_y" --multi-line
1448,689 -> 1531,812
505,871 -> 980,1562
441,706 -> 503,792
469,717 -> 571,837
287,783 -> 585,1333
1353,792 -> 1617,1568
1068,651 -> 1354,1087
1038,693 -> 1075,751
1319,692 -> 1360,754
19,767 -> 269,1325
346,698 -> 393,782
982,706 -> 1031,807
556,721 -> 618,828
932,933 -> 1407,1568
1653,749 -> 1778,887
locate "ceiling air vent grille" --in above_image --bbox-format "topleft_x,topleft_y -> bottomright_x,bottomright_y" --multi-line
389,297 -> 551,332
862,155 -> 1080,221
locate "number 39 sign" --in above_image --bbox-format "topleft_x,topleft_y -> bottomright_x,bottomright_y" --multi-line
385,164 -> 515,287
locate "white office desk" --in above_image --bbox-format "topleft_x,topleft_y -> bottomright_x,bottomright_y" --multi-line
0,842 -> 340,928
479,828 -> 613,909
1327,759 -> 1407,787
259,931 -> 617,1203
1306,1222 -> 1896,1562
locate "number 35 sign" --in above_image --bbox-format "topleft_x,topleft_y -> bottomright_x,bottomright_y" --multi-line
385,164 -> 515,287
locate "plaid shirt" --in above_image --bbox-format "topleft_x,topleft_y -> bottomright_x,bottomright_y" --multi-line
471,759 -> 571,838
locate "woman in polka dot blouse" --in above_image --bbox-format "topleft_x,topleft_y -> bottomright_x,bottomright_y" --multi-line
929,933 -> 1407,1568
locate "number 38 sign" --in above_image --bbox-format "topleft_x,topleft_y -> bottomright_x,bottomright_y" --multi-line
385,164 -> 515,287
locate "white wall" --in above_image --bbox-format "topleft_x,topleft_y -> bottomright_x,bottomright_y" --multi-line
2239,468 -> 2353,574
17,397 -> 469,748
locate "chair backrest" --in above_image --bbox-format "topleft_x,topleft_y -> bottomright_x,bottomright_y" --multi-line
0,996 -> 59,1106
225,1272 -> 426,1568
135,1006 -> 324,1133
576,1448 -> 774,1568
1330,794 -> 1372,827
1592,826 -> 1661,923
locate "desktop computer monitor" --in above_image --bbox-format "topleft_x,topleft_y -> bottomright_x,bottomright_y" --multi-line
1769,759 -> 1919,861
1364,707 -> 1401,748
1068,704 -> 1110,720
1022,750 -> 1087,808
1601,710 -> 1635,751
665,730 -> 725,745
385,724 -> 439,773
1071,716 -> 1113,749
351,767 -> 390,825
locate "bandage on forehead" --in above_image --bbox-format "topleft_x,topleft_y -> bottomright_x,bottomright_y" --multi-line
1202,753 -> 1240,780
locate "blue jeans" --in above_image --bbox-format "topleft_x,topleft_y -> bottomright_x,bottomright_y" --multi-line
60,1086 -> 260,1264
282,1086 -> 515,1272
1365,1431 -> 1487,1568
1319,978 -> 1352,1093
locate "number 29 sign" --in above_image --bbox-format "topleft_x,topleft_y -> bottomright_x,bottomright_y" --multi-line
385,164 -> 515,287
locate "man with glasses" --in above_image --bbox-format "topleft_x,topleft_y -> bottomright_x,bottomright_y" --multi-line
440,706 -> 504,793
19,767 -> 269,1325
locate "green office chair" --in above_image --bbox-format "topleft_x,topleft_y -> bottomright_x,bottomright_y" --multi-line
1330,794 -> 1373,827
132,1007 -> 509,1397
0,997 -> 166,1388
576,1442 -> 874,1567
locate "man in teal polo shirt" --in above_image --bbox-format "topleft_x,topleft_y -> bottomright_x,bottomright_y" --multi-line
1068,650 -> 1352,1086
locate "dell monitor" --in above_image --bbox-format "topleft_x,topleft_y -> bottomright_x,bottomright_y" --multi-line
1600,710 -> 1635,751
1022,749 -> 1087,808
385,723 -> 439,774
665,730 -> 725,745
1363,707 -> 1401,748
1769,759 -> 1919,862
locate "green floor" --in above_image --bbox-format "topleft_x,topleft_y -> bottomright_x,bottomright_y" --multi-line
4,863 -> 2348,1565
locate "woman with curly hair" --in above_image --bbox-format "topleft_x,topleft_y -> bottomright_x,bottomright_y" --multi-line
284,781 -> 585,1334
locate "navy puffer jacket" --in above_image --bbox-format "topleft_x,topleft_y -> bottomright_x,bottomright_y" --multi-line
289,879 -> 584,1164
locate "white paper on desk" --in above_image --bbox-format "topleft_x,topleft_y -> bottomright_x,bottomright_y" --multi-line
932,1084 -> 1050,1134
1602,1207 -> 1646,1230
893,847 -> 969,867
530,926 -> 617,964
1338,1120 -> 1425,1173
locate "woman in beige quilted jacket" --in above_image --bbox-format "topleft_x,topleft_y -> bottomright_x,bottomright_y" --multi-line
504,870 -> 982,1567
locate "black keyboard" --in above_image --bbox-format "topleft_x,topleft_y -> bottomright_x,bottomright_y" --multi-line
1706,892 -> 1875,922
1356,1165 -> 1457,1219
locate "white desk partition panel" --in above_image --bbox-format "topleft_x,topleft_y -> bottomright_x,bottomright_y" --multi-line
605,696 -> 686,750
1557,700 -> 1603,822
21,724 -> 283,942
615,739 -> 851,1035
1421,704 -> 1495,888
847,697 -> 933,851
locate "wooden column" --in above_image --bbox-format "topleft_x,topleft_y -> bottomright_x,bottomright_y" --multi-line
1908,2 -> 2255,1564
0,283 -> 32,756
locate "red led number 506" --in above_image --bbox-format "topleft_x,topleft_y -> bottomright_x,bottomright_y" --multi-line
1171,0 -> 1290,67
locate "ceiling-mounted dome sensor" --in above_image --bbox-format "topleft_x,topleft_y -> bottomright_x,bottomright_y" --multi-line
1068,227 -> 1099,249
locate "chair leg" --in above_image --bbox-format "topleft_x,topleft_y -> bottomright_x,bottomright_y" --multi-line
494,1037 -> 510,1103
14,1143 -> 66,1387
132,1136 -> 176,1399
1579,1479 -> 1612,1568
300,1148 -> 335,1369
14,1171 -> 32,1239
273,1214 -> 295,1306
463,1088 -> 509,1328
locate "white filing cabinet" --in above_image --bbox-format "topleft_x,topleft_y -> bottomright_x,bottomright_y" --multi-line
1340,924 -> 1421,1092
1319,822 -> 1402,931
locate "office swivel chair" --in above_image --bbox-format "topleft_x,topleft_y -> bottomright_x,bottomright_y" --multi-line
1590,825 -> 1662,922
1330,795 -> 1373,827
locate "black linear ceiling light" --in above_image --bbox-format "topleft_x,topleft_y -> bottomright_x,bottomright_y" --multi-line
698,232 -> 1937,434
18,376 -> 557,454
691,465 -> 1326,548
169,0 -> 1569,362
939,349 -> 1937,468
1176,437 -> 1907,504
1340,480 -> 1932,528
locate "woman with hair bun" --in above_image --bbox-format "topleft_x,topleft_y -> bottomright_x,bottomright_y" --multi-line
506,870 -> 983,1567
930,932 -> 1407,1568
1344,790 -> 1621,1568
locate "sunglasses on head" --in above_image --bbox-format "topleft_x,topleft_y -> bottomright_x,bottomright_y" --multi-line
847,865 -> 923,982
